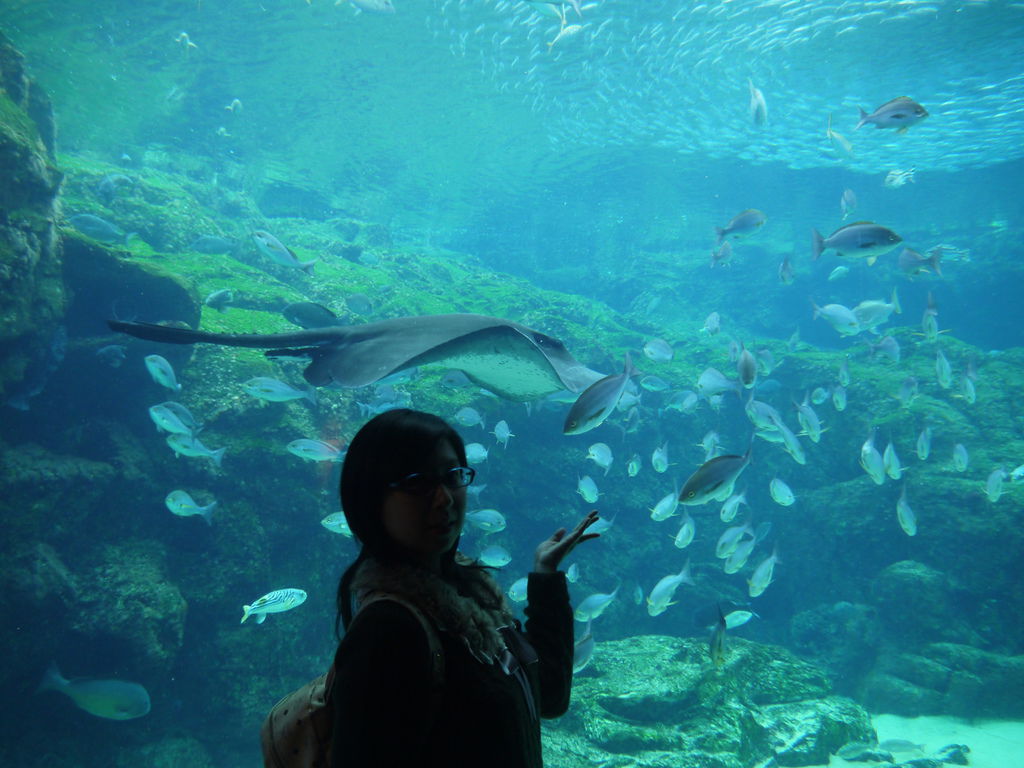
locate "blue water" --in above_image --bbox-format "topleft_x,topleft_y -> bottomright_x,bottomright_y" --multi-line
2,1 -> 1023,766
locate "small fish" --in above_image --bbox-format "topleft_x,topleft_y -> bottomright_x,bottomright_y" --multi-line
778,256 -> 795,285
345,293 -> 374,316
95,344 -> 127,367
454,406 -> 486,430
626,453 -> 641,477
203,288 -> 234,313
952,443 -> 969,473
282,302 -> 343,329
166,433 -> 226,467
479,544 -> 512,567
68,213 -> 129,244
899,247 -> 942,278
144,354 -> 181,392
348,0 -> 396,13
916,426 -> 932,460
840,188 -> 858,220
697,367 -> 739,399
465,442 -> 489,463
709,605 -> 727,666
241,588 -> 307,624
896,484 -> 917,536
747,547 -> 779,598
716,209 -> 766,244
794,395 -> 823,443
251,230 -> 317,274
679,442 -> 751,506
935,349 -> 953,389
647,561 -> 694,617
884,168 -> 916,189
769,477 -> 795,506
811,222 -> 903,265
643,338 -> 674,362
96,173 -> 133,204
189,235 -> 236,254
287,439 -> 343,462
572,621 -> 595,673
651,442 -> 669,474
812,301 -> 861,336
957,373 -> 976,405
148,404 -> 195,436
547,21 -> 584,50
243,377 -> 316,405
37,662 -> 150,720
577,475 -> 600,504
320,512 -> 353,536
719,489 -> 747,522
716,523 -> 752,559
466,508 -> 506,534
853,288 -> 901,331
563,353 -> 636,435
737,344 -> 757,389
724,609 -> 757,629
883,441 -> 903,480
566,562 -> 581,582
508,577 -> 529,603
164,489 -> 217,524
768,412 -> 807,466
984,467 -> 1007,502
859,432 -> 886,485
574,585 -> 619,622
832,385 -> 847,411
724,538 -> 756,574
709,240 -> 733,268
639,375 -> 670,393
491,419 -> 514,448
673,511 -> 696,549
701,312 -> 721,335
586,442 -> 613,475
895,376 -> 919,408
856,96 -> 928,132
826,113 -> 853,156
869,335 -> 901,364
748,79 -> 768,126
650,490 -> 679,522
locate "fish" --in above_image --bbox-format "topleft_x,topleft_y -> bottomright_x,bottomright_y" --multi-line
164,490 -> 217,524
144,354 -> 181,391
348,0 -> 396,13
674,511 -> 696,549
626,453 -> 641,477
859,432 -> 886,485
679,441 -> 751,505
67,214 -> 130,244
716,523 -> 752,559
96,173 -> 133,204
574,585 -> 619,622
709,605 -> 727,666
251,230 -> 318,274
896,484 -> 917,536
747,547 -> 779,598
832,385 -> 847,412
895,376 -> 918,408
189,235 -> 236,254
646,561 -> 694,617
576,475 -> 600,504
148,404 -> 196,436
748,79 -> 767,126
935,349 -> 953,389
916,426 -> 932,461
697,367 -> 739,399
465,509 -> 506,533
812,301 -> 862,336
651,442 -> 669,474
716,209 -> 766,244
702,312 -> 721,335
719,489 -> 747,523
166,434 -> 226,467
869,336 -> 901,364
241,588 -> 307,624
547,22 -> 584,50
736,344 -> 758,390
564,353 -> 636,434
282,302 -> 344,329
984,468 -> 1007,502
812,222 -> 903,265
794,395 -> 823,443
778,256 -> 795,285
320,512 -> 353,536
883,441 -> 903,480
643,338 -> 674,362
508,577 -> 529,603
840,188 -> 858,220
952,443 -> 969,472
346,294 -> 374,316
724,537 -> 756,574
769,477 -> 795,506
573,622 -> 594,673
37,662 -> 150,720
855,96 -> 929,132
768,412 -> 807,465
566,563 -> 581,582
465,442 -> 488,464
203,289 -> 234,312
649,490 -> 679,522
110,314 -> 604,403
243,377 -> 317,405
826,113 -> 853,156
853,288 -> 901,331
95,344 -> 127,367
287,439 -> 343,462
454,406 -> 485,429
884,168 -> 916,188
586,442 -> 613,475
899,247 -> 942,278
491,419 -> 514,448
479,544 -> 512,567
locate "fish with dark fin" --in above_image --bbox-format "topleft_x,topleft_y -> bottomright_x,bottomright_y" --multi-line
108,314 -> 603,402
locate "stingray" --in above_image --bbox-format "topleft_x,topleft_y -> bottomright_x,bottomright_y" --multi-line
108,313 -> 604,402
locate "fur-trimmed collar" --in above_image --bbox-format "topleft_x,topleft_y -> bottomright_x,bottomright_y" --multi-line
352,556 -> 515,664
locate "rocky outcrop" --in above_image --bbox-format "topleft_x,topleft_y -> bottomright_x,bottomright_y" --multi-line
545,634 -> 875,768
0,31 -> 64,405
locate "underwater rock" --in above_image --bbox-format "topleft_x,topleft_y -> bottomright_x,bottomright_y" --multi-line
113,735 -> 217,768
257,180 -> 335,219
790,601 -> 881,695
870,561 -> 976,647
69,541 -> 187,673
0,32 -> 65,406
545,634 -> 874,768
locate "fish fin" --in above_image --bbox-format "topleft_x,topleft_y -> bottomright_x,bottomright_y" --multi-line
866,255 -> 877,266
897,126 -> 908,134
240,606 -> 251,624
855,107 -> 869,130
211,448 -> 226,468
811,229 -> 824,260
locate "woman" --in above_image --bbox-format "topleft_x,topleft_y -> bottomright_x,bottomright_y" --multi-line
330,408 -> 599,768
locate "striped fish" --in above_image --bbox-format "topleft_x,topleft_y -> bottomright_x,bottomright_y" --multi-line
241,588 -> 307,624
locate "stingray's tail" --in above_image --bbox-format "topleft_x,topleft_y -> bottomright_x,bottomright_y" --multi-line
107,319 -> 333,349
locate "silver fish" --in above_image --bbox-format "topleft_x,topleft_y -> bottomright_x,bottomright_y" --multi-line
564,353 -> 636,434
716,209 -> 766,244
679,442 -> 752,506
856,96 -> 928,133
811,221 -> 903,265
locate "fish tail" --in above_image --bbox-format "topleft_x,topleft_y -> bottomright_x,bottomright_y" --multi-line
891,287 -> 902,314
301,259 -> 318,275
37,661 -> 66,694
811,228 -> 824,260
201,503 -> 217,525
930,251 -> 943,276
714,227 -> 725,245
241,605 -> 251,624
211,448 -> 226,468
855,107 -> 869,130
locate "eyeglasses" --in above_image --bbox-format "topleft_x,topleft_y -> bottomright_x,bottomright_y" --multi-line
387,466 -> 476,496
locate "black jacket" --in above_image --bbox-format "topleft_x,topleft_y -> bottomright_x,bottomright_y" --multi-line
330,571 -> 573,768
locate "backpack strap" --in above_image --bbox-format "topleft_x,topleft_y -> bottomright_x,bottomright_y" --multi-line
355,592 -> 445,688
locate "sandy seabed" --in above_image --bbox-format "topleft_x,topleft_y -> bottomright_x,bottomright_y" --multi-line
820,713 -> 1024,768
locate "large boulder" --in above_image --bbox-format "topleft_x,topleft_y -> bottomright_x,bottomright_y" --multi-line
545,634 -> 875,768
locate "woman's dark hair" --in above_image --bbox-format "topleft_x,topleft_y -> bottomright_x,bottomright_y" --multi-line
334,409 -> 467,634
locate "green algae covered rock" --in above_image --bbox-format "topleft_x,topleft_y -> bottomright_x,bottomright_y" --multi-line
0,31 -> 65,403
545,634 -> 874,768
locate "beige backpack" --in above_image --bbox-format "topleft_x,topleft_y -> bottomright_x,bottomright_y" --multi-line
260,594 -> 444,768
